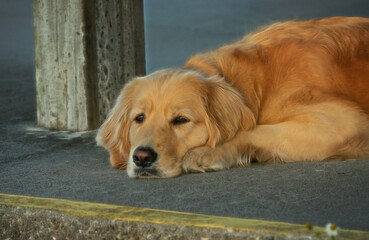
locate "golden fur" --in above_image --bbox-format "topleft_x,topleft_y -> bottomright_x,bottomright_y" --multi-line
97,17 -> 369,178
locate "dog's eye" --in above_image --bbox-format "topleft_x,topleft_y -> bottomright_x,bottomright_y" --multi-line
134,114 -> 145,123
172,116 -> 189,125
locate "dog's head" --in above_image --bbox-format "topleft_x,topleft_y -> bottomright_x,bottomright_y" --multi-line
96,69 -> 255,178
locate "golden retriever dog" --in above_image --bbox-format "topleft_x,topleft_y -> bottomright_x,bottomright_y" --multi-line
96,17 -> 369,178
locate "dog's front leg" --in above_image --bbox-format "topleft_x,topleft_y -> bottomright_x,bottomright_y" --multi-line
182,136 -> 249,173
182,127 -> 277,173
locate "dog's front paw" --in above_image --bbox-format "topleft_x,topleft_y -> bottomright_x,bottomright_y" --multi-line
182,146 -> 226,173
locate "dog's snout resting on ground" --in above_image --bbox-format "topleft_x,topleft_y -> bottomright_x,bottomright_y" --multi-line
132,147 -> 157,168
96,17 -> 369,178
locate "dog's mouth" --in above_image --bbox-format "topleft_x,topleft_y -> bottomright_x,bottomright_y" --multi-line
134,168 -> 161,179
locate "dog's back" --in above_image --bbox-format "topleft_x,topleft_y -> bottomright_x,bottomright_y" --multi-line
243,17 -> 369,114
186,17 -> 369,120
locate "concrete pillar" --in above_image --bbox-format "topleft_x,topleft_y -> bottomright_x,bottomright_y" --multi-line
95,0 -> 145,124
33,0 -> 145,131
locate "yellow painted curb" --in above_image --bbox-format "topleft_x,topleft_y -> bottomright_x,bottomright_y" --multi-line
1,193 -> 368,239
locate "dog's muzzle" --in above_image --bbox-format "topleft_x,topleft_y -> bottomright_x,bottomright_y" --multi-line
133,146 -> 157,167
132,146 -> 160,178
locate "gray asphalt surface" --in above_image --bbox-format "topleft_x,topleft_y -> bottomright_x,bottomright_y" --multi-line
1,0 -> 369,231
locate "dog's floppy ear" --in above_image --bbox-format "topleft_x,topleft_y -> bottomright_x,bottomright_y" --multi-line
202,76 -> 256,147
96,81 -> 138,169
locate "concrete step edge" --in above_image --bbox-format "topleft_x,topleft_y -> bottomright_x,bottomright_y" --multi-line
1,193 -> 368,239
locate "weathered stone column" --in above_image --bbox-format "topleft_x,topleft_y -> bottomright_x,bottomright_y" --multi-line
33,0 -> 145,131
95,0 -> 145,124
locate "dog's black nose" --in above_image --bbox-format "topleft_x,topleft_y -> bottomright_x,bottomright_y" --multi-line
133,147 -> 158,168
